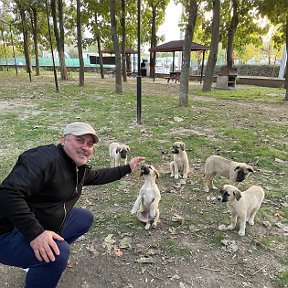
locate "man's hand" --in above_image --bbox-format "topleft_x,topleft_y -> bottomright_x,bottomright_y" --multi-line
30,230 -> 64,263
128,156 -> 145,171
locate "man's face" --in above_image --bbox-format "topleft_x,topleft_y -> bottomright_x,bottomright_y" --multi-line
61,134 -> 94,167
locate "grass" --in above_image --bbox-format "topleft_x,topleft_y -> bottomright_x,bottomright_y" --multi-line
0,71 -> 288,286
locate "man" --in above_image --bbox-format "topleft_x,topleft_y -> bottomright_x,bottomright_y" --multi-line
0,122 -> 145,288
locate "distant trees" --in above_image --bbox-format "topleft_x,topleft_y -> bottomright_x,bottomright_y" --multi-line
258,0 -> 288,100
202,0 -> 220,92
0,0 -> 286,99
179,0 -> 198,107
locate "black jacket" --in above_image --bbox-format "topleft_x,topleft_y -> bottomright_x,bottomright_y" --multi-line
0,144 -> 131,242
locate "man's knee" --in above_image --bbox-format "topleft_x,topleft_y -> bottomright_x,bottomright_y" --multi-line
54,240 -> 70,270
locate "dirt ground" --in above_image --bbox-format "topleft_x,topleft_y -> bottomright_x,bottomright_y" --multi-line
0,78 -> 288,288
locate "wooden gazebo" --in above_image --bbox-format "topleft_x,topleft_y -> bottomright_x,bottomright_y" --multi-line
149,40 -> 209,82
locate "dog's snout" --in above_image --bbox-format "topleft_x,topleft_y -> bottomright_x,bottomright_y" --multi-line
140,165 -> 150,176
119,150 -> 127,159
236,170 -> 245,182
172,148 -> 179,154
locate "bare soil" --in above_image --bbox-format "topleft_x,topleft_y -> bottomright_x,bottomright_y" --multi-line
0,77 -> 288,288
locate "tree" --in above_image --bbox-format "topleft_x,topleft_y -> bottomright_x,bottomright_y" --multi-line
109,0 -> 122,94
16,0 -> 32,81
146,0 -> 169,80
120,0 -> 127,82
179,0 -> 198,107
76,0 -> 84,86
258,0 -> 288,100
202,0 -> 220,91
28,0 -> 41,76
51,0 -> 68,80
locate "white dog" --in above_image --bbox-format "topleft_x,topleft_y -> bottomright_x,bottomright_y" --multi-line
109,142 -> 130,167
218,184 -> 265,236
131,164 -> 161,230
170,141 -> 189,179
203,155 -> 254,192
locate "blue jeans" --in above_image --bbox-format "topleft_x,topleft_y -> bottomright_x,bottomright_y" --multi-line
0,207 -> 94,288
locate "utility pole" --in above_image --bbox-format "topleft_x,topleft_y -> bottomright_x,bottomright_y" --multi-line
136,0 -> 142,124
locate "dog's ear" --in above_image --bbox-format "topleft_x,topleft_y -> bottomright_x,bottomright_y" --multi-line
234,166 -> 240,171
180,142 -> 185,151
247,167 -> 254,173
155,169 -> 160,179
234,190 -> 242,201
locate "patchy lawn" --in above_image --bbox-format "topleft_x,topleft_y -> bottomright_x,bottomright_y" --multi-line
0,73 -> 287,288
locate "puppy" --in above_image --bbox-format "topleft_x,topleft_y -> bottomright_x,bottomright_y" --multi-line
170,141 -> 189,179
109,142 -> 130,167
218,184 -> 265,236
203,155 -> 254,192
131,164 -> 161,230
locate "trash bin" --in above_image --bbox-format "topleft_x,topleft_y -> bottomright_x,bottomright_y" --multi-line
140,60 -> 147,76
216,66 -> 237,90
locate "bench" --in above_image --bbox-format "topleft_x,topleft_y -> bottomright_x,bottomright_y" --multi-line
165,73 -> 180,83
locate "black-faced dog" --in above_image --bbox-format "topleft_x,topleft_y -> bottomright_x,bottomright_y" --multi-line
203,155 -> 254,192
109,142 -> 130,167
170,141 -> 189,179
218,184 -> 264,236
131,164 -> 161,230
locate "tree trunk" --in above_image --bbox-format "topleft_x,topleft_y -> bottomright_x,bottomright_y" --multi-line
179,0 -> 198,107
51,0 -> 68,80
227,0 -> 238,69
94,13 -> 104,79
150,5 -> 157,80
285,16 -> 288,100
110,0 -> 122,94
77,0 -> 84,86
202,0 -> 220,91
20,9 -> 32,80
30,7 -> 40,76
121,0 -> 127,82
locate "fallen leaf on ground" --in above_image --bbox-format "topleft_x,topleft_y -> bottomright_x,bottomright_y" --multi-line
113,246 -> 123,257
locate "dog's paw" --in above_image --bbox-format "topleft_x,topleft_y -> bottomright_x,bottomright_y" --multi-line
238,230 -> 245,236
218,224 -> 226,231
226,225 -> 235,231
248,220 -> 254,226
170,173 -> 175,178
130,209 -> 137,215
145,223 -> 151,230
174,174 -> 179,180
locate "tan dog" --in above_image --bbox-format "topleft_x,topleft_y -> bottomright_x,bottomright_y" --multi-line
203,155 -> 254,192
170,141 -> 189,179
131,164 -> 161,230
218,184 -> 265,236
109,142 -> 130,167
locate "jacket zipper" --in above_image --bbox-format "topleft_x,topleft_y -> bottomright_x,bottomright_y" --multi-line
75,167 -> 79,193
59,202 -> 67,232
59,166 -> 79,232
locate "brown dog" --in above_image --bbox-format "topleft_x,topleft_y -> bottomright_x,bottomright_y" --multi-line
218,184 -> 265,236
109,142 -> 130,167
203,155 -> 254,192
170,141 -> 189,179
131,164 -> 161,230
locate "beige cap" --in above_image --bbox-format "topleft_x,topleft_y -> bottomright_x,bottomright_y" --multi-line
63,122 -> 99,144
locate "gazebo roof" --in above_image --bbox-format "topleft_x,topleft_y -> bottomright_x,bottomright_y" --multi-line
149,40 -> 209,52
101,48 -> 138,54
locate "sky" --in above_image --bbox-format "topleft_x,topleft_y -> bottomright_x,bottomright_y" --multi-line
158,1 -> 183,43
